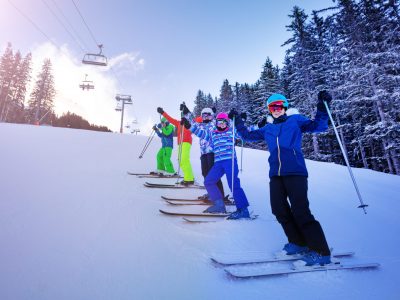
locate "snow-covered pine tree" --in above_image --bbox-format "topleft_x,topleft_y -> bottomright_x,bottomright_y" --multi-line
27,59 -> 56,125
218,79 -> 234,112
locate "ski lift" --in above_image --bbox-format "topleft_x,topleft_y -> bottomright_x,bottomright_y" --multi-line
115,104 -> 122,112
82,44 -> 108,66
79,74 -> 95,90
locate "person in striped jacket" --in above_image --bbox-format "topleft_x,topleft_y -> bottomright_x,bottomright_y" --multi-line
181,112 -> 250,220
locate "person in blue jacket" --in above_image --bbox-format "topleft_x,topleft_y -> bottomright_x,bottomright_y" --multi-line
231,91 -> 333,266
152,117 -> 176,175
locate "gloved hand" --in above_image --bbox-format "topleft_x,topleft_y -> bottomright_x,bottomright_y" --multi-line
180,117 -> 191,129
157,123 -> 162,129
317,90 -> 332,111
212,107 -> 217,114
240,112 -> 247,121
228,108 -> 238,120
257,117 -> 266,128
152,125 -> 157,131
180,103 -> 190,115
157,107 -> 164,114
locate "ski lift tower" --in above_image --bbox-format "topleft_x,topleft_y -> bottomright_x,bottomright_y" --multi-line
115,94 -> 132,133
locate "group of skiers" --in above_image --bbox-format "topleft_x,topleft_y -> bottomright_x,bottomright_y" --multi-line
151,90 -> 333,266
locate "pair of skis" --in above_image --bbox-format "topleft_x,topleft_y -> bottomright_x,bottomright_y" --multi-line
127,172 -> 182,179
211,252 -> 379,278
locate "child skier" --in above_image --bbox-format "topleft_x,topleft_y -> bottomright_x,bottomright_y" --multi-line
157,107 -> 195,185
182,105 -> 225,200
152,117 -> 176,176
181,112 -> 250,220
231,91 -> 332,266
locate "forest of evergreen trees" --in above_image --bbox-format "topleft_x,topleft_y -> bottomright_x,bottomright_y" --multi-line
0,43 -> 111,132
192,0 -> 400,175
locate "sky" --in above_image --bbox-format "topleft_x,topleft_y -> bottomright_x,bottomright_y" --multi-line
1,0 -> 336,132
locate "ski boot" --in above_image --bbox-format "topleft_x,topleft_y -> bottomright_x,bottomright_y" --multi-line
283,243 -> 309,255
226,207 -> 250,220
203,198 -> 226,214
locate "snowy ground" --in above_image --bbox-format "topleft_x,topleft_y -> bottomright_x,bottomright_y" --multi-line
0,123 -> 399,300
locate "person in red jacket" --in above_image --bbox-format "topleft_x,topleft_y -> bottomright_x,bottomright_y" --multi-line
157,107 -> 195,185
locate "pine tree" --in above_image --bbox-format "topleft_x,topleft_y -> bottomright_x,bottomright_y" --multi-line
28,59 -> 56,124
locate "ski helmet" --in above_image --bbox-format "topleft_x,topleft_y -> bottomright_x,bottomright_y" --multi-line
201,107 -> 214,116
216,112 -> 229,121
215,112 -> 229,132
266,93 -> 289,108
161,117 -> 167,123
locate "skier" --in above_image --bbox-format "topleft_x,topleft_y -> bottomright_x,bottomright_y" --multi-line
151,117 -> 176,176
182,105 -> 225,201
157,107 -> 195,185
181,112 -> 250,220
231,91 -> 333,266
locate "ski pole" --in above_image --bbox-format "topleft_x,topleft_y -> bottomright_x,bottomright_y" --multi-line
175,103 -> 186,183
231,115 -> 236,199
139,129 -> 156,158
240,139 -> 244,172
324,101 -> 368,214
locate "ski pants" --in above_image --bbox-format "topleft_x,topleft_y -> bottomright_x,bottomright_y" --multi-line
204,159 -> 249,209
156,147 -> 175,174
269,176 -> 330,256
179,142 -> 194,181
200,152 -> 224,197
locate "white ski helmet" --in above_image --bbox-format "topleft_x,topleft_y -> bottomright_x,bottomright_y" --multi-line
201,107 -> 214,116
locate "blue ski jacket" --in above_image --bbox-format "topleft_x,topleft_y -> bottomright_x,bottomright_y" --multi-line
155,124 -> 174,148
236,109 -> 329,177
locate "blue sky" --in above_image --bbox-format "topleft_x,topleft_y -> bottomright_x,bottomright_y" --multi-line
1,0 -> 335,132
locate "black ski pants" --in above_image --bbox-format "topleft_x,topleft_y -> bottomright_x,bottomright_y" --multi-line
269,175 -> 330,256
200,152 -> 224,197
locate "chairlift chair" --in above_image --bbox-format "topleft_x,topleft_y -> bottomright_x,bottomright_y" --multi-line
82,44 -> 108,67
79,74 -> 95,90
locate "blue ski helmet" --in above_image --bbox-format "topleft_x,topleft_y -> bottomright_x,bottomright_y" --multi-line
266,93 -> 289,108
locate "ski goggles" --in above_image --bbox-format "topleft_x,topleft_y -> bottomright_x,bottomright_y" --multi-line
216,119 -> 228,126
201,112 -> 213,119
268,104 -> 285,113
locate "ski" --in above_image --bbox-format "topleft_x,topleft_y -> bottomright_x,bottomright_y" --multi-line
211,251 -> 355,266
144,182 -> 205,189
166,200 -> 235,206
225,262 -> 380,278
127,172 -> 182,178
183,214 -> 258,223
161,195 -> 210,202
137,174 -> 182,179
161,195 -> 234,204
159,209 -> 229,217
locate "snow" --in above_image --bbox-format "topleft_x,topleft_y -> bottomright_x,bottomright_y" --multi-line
0,123 -> 399,300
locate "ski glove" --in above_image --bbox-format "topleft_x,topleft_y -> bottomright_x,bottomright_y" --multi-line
180,103 -> 190,115
257,117 -> 266,128
181,117 -> 191,129
212,107 -> 217,113
228,108 -> 238,120
240,112 -> 247,121
152,125 -> 157,131
157,107 -> 164,114
157,123 -> 162,129
317,90 -> 332,112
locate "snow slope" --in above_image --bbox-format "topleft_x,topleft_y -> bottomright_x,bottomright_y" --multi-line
0,123 -> 399,300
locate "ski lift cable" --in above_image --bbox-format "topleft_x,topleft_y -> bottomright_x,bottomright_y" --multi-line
41,0 -> 87,53
48,0 -> 91,52
8,0 -> 59,49
71,0 -> 100,49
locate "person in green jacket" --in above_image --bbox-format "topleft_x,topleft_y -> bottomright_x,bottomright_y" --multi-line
152,117 -> 176,175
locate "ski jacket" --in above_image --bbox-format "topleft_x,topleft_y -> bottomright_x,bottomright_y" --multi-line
155,123 -> 174,148
162,112 -> 192,145
190,121 -> 239,162
192,117 -> 214,155
235,108 -> 329,177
